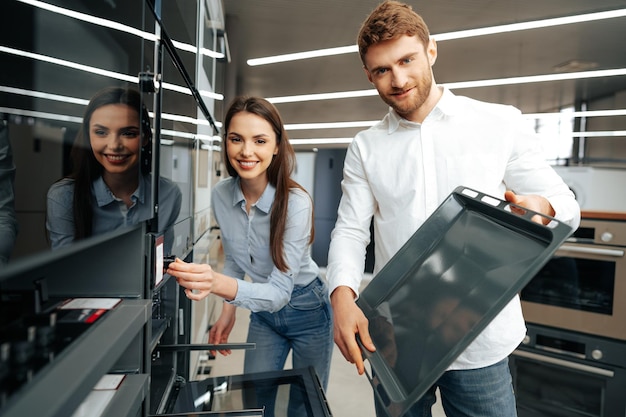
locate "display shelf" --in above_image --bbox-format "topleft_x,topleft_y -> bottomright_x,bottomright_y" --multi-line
151,318 -> 169,352
1,300 -> 150,417
101,374 -> 150,417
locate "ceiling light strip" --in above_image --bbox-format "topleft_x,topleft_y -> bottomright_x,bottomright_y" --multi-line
16,0 -> 223,59
0,86 -> 89,105
248,45 -> 357,66
526,109 -> 626,118
572,131 -> 626,138
0,103 -> 221,141
289,138 -> 354,145
288,131 -> 626,146
0,47 -> 223,100
170,41 -> 224,59
0,85 -> 222,131
445,68 -> 626,89
268,89 -> 378,104
160,129 -> 215,141
265,68 -> 626,104
0,107 -> 83,124
433,9 -> 626,41
283,109 -> 626,131
0,45 -> 138,83
247,8 -> 626,65
285,121 -> 378,130
16,0 -> 157,41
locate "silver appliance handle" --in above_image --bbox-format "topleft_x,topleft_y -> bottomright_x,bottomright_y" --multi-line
559,245 -> 624,258
513,349 -> 615,377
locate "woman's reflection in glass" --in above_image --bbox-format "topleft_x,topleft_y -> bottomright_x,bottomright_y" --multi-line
46,87 -> 181,252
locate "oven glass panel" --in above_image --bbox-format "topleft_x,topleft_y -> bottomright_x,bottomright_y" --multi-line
174,376 -> 309,415
515,359 -> 603,417
170,369 -> 329,417
521,257 -> 615,315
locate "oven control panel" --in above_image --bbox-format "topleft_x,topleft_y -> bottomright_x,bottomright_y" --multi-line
519,324 -> 626,368
571,217 -> 626,247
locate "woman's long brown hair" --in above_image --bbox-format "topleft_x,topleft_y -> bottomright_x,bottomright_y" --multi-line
222,96 -> 315,272
68,86 -> 152,240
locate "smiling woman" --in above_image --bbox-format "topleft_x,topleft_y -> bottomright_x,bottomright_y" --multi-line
45,87 -> 182,252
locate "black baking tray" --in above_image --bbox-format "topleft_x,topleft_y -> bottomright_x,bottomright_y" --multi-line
356,186 -> 573,417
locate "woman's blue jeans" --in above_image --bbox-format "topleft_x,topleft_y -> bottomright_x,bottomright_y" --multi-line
376,358 -> 517,417
243,277 -> 333,417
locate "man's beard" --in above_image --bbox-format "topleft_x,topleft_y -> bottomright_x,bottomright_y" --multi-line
382,71 -> 433,119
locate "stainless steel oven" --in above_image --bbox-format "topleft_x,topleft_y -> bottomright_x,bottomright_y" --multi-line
509,324 -> 626,417
520,213 -> 626,340
512,212 -> 626,416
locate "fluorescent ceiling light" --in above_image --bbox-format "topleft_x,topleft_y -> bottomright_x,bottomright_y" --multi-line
0,105 -> 217,140
266,68 -> 626,104
0,45 -> 137,83
526,109 -> 626,119
268,89 -> 378,104
161,129 -> 215,141
200,144 -> 222,152
247,8 -> 626,66
433,8 -> 626,41
0,46 -> 224,101
279,109 -> 626,131
445,68 -> 626,89
17,0 -> 157,41
0,85 -> 222,127
0,86 -> 89,105
16,0 -> 224,59
289,138 -> 354,145
199,89 -> 224,101
171,42 -> 224,59
0,107 -> 83,124
285,121 -> 378,130
572,131 -> 626,137
160,113 -> 222,129
248,45 -> 356,66
288,129 -> 626,147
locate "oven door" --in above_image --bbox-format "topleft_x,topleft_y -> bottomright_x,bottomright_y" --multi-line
510,348 -> 626,417
166,367 -> 331,417
520,243 -> 626,340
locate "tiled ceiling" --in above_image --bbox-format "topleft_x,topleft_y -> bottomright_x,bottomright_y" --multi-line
223,0 -> 626,149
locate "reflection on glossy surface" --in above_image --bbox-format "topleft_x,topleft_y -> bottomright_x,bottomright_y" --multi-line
357,188 -> 574,417
171,367 -> 330,416
0,118 -> 17,265
374,212 -> 548,393
2,0 -> 222,266
45,87 -> 181,253
2,0 -> 157,264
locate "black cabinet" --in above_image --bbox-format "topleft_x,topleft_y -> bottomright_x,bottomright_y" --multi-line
0,297 -> 151,417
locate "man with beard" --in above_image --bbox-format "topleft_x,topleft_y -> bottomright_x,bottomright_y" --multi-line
325,1 -> 580,416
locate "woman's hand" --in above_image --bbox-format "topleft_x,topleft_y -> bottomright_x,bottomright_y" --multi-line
166,258 -> 215,301
208,303 -> 237,356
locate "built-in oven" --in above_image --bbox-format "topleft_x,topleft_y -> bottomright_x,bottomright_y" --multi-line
512,212 -> 626,416
520,213 -> 626,340
509,324 -> 626,417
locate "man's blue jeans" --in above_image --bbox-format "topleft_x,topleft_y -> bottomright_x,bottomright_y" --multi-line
376,358 -> 517,417
243,277 -> 333,416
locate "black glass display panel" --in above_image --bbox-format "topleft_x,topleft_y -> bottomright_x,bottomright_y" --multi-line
356,187 -> 573,417
521,257 -> 615,315
169,367 -> 331,417
154,411 -> 263,417
514,358 -> 604,417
